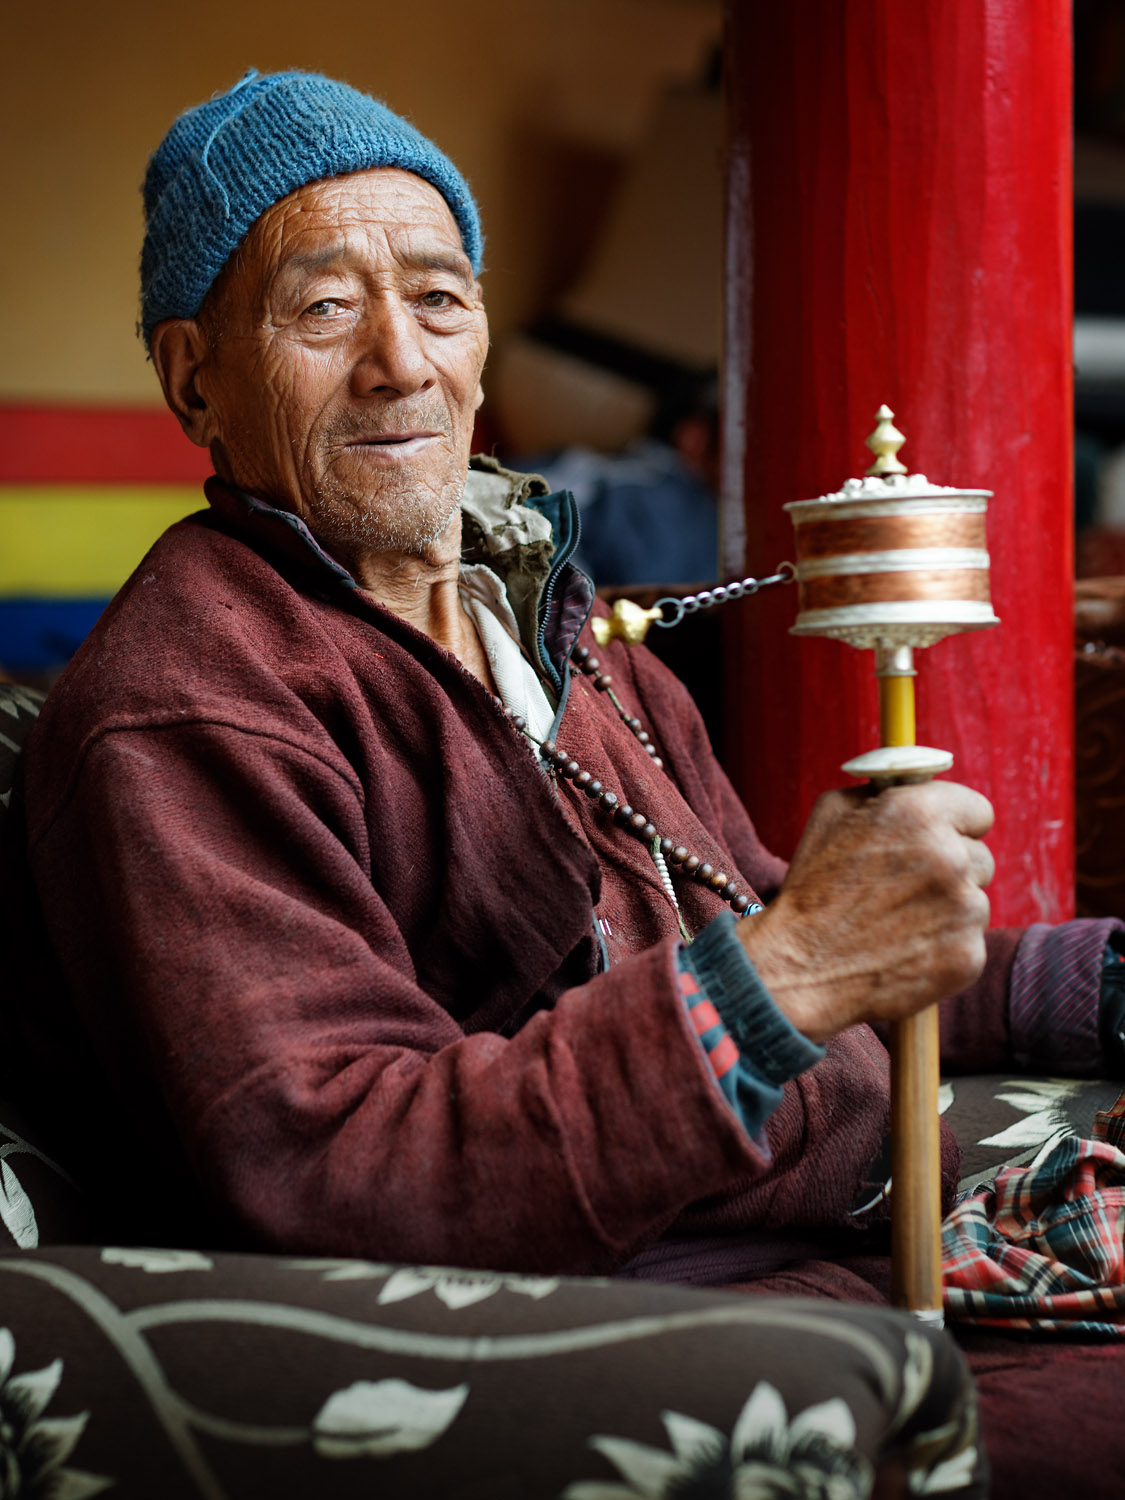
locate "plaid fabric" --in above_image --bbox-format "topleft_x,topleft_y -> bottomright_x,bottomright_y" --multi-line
942,1085 -> 1125,1335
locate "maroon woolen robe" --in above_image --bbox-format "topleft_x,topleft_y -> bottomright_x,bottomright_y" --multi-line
15,470 -> 1017,1269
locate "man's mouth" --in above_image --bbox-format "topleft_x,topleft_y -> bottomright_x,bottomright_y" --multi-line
344,431 -> 444,457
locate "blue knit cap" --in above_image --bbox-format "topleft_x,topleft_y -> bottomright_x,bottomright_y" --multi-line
140,68 -> 483,348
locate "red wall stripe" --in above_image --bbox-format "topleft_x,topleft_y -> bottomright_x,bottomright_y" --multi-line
0,405 -> 212,484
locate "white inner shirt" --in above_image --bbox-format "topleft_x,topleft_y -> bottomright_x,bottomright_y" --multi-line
458,563 -> 558,744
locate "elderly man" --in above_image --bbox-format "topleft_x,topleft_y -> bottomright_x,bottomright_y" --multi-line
13,67 -> 1125,1411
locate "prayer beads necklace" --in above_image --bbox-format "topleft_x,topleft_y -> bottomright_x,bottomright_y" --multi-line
499,645 -> 762,927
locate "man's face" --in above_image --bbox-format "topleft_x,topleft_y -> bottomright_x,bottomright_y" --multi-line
189,167 -> 489,558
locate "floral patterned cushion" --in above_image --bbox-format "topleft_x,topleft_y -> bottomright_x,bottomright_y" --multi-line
0,1095 -> 98,1251
940,1073 -> 1124,1194
1,684 -> 103,1250
0,683 -> 44,809
0,1245 -> 984,1499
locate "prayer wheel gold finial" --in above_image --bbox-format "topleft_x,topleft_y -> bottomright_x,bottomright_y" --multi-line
865,404 -> 908,476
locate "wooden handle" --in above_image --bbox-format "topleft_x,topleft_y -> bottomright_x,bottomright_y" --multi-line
869,658 -> 945,1325
889,1005 -> 944,1320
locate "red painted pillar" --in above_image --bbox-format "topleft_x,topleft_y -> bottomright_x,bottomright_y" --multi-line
722,0 -> 1074,926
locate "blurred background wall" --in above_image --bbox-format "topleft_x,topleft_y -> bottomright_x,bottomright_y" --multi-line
1,0 -> 720,404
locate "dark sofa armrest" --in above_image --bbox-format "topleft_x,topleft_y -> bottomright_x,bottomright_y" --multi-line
0,1244 -> 983,1498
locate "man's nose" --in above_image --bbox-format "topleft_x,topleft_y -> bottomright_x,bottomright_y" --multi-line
350,296 -> 432,398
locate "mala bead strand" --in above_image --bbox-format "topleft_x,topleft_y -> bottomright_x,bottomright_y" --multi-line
535,730 -> 758,916
494,667 -> 762,917
571,645 -> 664,771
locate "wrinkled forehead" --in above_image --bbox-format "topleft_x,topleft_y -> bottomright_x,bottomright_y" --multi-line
214,166 -> 477,304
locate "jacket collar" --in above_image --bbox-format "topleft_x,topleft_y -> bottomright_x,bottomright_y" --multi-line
202,456 -> 594,686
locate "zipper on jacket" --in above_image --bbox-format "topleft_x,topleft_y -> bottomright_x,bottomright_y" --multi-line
526,489 -> 590,692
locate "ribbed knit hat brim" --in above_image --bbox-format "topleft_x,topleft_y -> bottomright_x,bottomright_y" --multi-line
140,69 -> 483,348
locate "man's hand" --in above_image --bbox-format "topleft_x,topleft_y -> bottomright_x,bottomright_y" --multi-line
739,781 -> 995,1044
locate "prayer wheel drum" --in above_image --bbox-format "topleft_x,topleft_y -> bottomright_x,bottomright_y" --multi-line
786,477 -> 998,651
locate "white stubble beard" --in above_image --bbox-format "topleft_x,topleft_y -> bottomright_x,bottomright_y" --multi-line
306,403 -> 468,557
310,458 -> 465,557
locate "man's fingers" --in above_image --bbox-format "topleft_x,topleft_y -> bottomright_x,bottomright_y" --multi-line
945,783 -> 994,839
907,779 -> 994,838
916,782 -> 995,888
966,837 -> 995,889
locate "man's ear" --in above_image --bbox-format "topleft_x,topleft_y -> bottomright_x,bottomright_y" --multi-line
474,381 -> 485,412
149,320 -> 217,449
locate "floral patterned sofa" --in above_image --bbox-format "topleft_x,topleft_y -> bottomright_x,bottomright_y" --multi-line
4,677 -> 1107,1499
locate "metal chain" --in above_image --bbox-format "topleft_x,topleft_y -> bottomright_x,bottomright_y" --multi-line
651,561 -> 796,629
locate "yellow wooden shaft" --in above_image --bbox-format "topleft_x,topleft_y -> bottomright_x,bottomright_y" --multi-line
879,672 -> 916,747
878,667 -> 944,1321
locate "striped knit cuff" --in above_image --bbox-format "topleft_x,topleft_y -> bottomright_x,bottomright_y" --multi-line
676,911 -> 824,1139
1009,917 -> 1125,1075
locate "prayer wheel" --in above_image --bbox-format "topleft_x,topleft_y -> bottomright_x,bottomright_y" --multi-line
786,406 -> 999,1322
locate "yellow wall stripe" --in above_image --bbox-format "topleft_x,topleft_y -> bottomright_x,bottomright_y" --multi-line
0,485 -> 205,595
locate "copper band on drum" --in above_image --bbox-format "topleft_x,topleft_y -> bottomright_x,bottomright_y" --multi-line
794,513 -> 987,560
797,569 -> 992,610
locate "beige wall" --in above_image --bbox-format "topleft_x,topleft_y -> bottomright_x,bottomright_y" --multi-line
2,0 -> 719,405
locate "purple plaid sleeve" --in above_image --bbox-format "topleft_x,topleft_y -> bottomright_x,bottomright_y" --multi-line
1009,917 -> 1125,1075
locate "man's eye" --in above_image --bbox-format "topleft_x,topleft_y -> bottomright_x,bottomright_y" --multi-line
420,290 -> 455,310
304,299 -> 342,317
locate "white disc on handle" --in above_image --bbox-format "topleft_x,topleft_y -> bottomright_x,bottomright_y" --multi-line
842,745 -> 953,785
